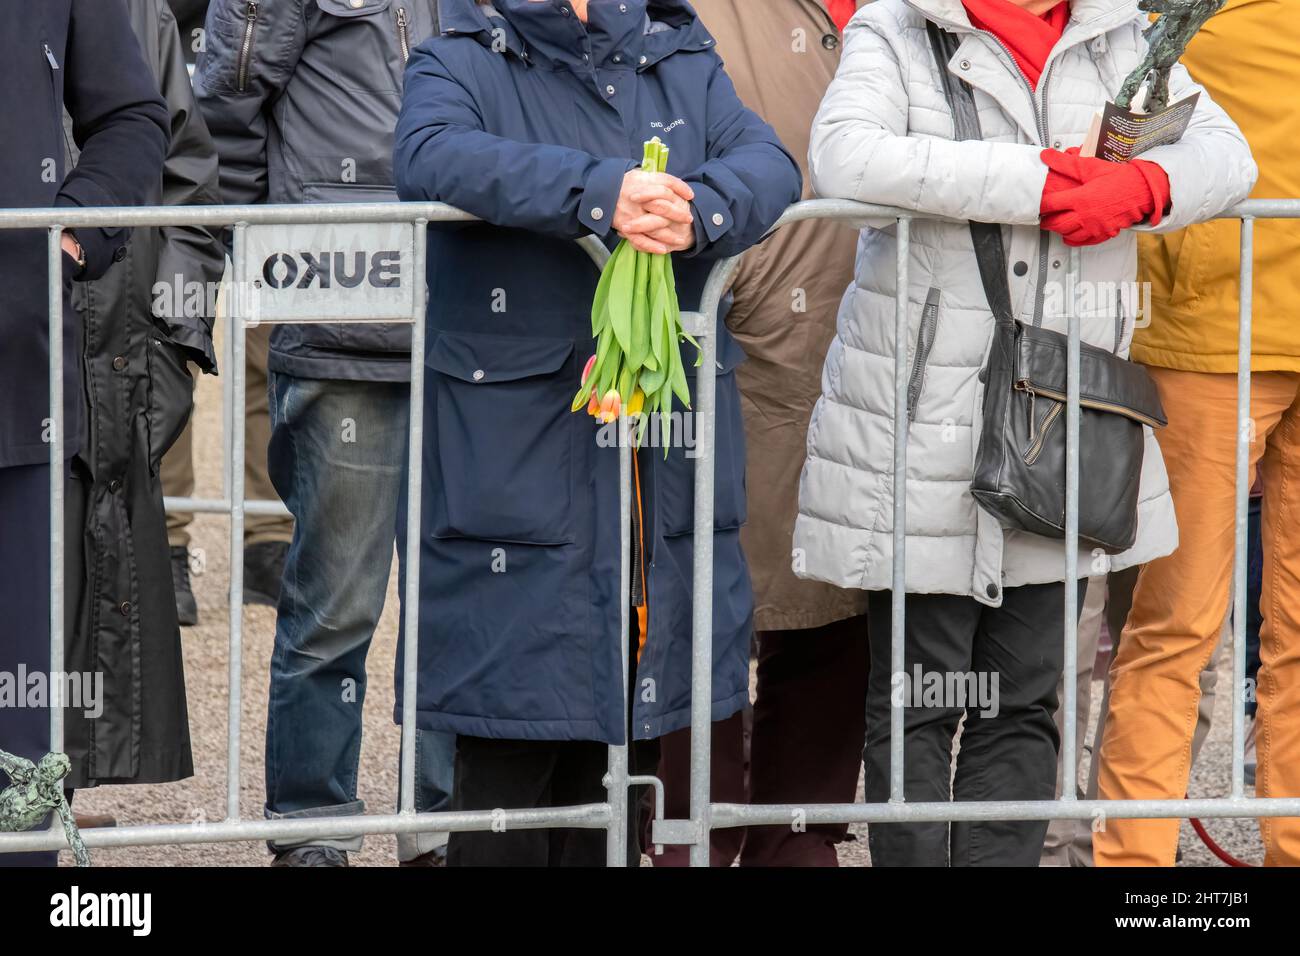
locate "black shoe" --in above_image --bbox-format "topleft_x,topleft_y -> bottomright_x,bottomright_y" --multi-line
170,546 -> 199,627
243,541 -> 288,607
399,847 -> 447,868
271,846 -> 348,867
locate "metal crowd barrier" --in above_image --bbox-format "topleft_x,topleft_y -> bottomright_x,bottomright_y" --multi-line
2,197 -> 1299,866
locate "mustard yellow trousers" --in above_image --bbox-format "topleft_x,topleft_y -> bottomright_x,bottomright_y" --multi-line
1096,367 -> 1300,866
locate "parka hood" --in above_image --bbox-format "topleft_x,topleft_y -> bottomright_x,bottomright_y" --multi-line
438,0 -> 715,69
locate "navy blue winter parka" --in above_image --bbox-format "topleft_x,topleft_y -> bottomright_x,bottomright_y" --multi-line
392,0 -> 801,744
0,0 -> 170,468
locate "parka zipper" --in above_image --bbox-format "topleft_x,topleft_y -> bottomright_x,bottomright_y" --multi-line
1032,56 -> 1057,329
1113,295 -> 1125,354
237,1 -> 260,93
42,43 -> 76,167
974,30 -> 1057,328
906,287 -> 942,421
396,7 -> 411,63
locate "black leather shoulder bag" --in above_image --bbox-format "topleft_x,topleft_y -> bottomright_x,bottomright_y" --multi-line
925,21 -> 1167,554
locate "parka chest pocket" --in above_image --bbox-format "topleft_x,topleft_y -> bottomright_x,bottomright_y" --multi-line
426,332 -> 577,546
313,0 -> 416,93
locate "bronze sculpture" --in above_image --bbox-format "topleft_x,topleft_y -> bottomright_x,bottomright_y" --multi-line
1116,0 -> 1227,112
0,748 -> 90,866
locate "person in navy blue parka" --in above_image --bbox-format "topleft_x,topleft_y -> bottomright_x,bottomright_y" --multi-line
1,0 -> 169,867
393,0 -> 801,865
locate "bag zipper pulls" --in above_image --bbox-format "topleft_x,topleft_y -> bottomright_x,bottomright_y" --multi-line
1017,378 -> 1037,443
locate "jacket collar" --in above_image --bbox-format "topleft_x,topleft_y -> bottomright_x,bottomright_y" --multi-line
909,0 -> 1141,144
439,0 -> 529,60
907,0 -> 1140,40
439,0 -> 713,70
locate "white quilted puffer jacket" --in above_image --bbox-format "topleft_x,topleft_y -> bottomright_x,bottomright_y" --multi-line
794,0 -> 1257,605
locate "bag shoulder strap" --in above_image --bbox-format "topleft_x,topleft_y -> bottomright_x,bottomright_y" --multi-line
924,21 -> 1015,329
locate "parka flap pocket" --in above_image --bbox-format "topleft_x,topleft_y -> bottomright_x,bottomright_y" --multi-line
146,334 -> 195,474
427,332 -> 574,384
315,0 -> 393,17
656,337 -> 748,538
1015,325 -> 1167,429
302,181 -> 399,204
427,332 -> 577,545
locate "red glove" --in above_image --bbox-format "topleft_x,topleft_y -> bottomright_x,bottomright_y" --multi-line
1039,148 -> 1171,247
1041,146 -> 1124,190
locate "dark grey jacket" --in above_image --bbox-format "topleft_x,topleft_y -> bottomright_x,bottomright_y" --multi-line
63,0 -> 225,788
192,0 -> 441,381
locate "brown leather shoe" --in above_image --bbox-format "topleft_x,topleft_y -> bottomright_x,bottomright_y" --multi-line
74,813 -> 117,829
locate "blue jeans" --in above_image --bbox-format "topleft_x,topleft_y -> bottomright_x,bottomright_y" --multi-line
265,374 -> 454,859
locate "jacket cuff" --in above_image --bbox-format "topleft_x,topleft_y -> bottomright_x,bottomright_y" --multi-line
1132,144 -> 1255,234
166,322 -> 219,375
580,159 -> 636,235
1132,159 -> 1171,228
683,182 -> 731,258
55,180 -> 129,281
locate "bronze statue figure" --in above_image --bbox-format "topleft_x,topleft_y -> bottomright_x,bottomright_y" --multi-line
0,748 -> 90,867
1116,0 -> 1226,112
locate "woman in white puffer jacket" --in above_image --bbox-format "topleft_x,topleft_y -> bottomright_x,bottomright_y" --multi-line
793,0 -> 1255,865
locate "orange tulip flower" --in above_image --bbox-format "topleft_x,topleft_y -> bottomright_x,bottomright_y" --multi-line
598,389 -> 621,424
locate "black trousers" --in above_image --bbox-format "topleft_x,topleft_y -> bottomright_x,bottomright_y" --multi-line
446,736 -> 604,867
447,583 -> 665,867
446,735 -> 654,867
651,614 -> 871,867
864,582 -> 1084,866
745,616 -> 870,866
0,463 -> 60,867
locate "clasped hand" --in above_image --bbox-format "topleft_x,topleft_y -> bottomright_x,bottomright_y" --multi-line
613,170 -> 696,255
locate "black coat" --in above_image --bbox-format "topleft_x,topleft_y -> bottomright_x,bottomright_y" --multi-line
61,0 -> 226,787
0,0 -> 170,469
167,0 -> 209,61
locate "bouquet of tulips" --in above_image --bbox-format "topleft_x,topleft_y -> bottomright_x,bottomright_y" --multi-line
571,137 -> 700,446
